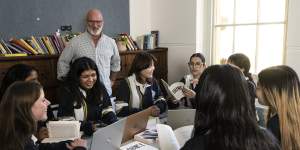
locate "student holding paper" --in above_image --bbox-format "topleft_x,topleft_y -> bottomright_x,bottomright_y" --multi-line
0,64 -> 54,141
0,81 -> 87,150
182,65 -> 280,150
168,53 -> 206,109
57,57 -> 117,136
115,52 -> 167,117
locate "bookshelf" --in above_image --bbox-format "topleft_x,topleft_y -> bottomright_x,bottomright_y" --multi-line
0,48 -> 168,104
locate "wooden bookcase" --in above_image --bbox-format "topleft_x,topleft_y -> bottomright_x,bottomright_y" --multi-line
0,48 -> 168,104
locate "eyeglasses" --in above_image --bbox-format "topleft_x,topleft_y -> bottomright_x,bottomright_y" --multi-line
188,62 -> 203,67
87,20 -> 103,25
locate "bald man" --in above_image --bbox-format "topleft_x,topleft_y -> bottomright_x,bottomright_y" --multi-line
57,9 -> 120,95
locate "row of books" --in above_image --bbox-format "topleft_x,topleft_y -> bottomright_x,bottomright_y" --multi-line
116,33 -> 140,51
136,31 -> 159,50
0,33 -> 79,56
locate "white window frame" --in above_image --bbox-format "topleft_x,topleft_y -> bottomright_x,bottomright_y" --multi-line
211,0 -> 289,73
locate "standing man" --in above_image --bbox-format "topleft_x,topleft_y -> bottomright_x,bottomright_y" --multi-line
57,9 -> 120,95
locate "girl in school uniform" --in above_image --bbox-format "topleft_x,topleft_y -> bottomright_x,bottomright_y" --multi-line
0,64 -> 54,141
115,52 -> 167,117
227,53 -> 257,120
0,81 -> 87,150
256,65 -> 300,149
168,53 -> 206,109
181,65 -> 280,150
57,57 -> 117,136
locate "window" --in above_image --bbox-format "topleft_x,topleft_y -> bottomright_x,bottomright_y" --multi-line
212,0 -> 287,73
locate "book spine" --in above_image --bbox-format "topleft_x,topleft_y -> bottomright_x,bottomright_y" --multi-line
0,42 -> 7,54
36,37 -> 49,54
0,53 -> 27,57
6,43 -> 24,53
20,39 -> 38,54
10,43 -> 31,54
1,40 -> 13,54
31,36 -> 45,54
47,36 -> 59,54
41,37 -> 55,54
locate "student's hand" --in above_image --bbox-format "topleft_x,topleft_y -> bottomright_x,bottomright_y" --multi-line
182,87 -> 196,98
66,138 -> 87,150
148,106 -> 160,117
190,79 -> 199,85
37,127 -> 49,141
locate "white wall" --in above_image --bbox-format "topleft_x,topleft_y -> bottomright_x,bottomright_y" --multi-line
286,0 -> 300,75
130,0 -> 300,80
129,0 -> 151,40
130,0 -> 200,83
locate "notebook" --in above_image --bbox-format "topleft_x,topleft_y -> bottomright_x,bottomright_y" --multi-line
42,121 -> 80,143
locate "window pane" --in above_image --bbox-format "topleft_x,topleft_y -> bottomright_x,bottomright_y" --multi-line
234,25 -> 257,73
235,0 -> 257,24
215,0 -> 234,25
214,27 -> 233,63
256,24 -> 284,73
259,0 -> 286,22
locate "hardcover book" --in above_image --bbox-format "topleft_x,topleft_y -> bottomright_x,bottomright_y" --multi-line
160,79 -> 185,101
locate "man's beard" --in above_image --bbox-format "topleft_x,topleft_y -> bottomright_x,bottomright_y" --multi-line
87,26 -> 103,36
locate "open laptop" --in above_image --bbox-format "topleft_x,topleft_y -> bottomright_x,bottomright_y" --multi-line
122,109 -> 152,143
90,118 -> 127,150
167,109 -> 196,129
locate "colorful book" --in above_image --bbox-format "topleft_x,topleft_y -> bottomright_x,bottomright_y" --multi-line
36,37 -> 49,54
48,35 -> 60,53
6,43 -> 25,53
1,40 -> 13,54
41,36 -> 55,54
0,42 -> 7,54
31,36 -> 45,54
0,53 -> 27,57
10,39 -> 38,55
19,39 -> 39,54
10,43 -> 32,54
125,34 -> 139,50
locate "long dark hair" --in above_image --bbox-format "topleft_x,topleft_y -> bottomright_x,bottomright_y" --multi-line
0,64 -> 38,99
0,81 -> 42,150
129,52 -> 157,83
258,65 -> 300,149
228,53 -> 253,82
66,57 -> 106,108
193,65 -> 279,150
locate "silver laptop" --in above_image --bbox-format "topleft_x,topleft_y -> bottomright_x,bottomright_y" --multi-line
90,118 -> 127,150
167,109 -> 196,129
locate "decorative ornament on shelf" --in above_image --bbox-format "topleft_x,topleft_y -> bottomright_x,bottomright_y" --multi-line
115,36 -> 127,52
